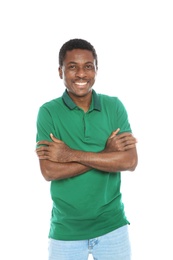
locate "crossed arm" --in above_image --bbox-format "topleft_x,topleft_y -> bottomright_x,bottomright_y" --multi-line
36,129 -> 138,181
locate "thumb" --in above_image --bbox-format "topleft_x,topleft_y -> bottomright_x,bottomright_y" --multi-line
50,133 -> 62,143
109,128 -> 120,139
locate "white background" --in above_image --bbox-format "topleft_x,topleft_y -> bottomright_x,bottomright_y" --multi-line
0,1 -> 173,259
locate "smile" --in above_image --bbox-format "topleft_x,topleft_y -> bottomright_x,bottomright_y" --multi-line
74,82 -> 88,86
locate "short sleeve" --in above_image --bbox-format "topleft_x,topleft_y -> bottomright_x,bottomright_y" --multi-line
116,98 -> 132,134
36,105 -> 55,143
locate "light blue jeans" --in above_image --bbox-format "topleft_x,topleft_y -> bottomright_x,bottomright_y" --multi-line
48,225 -> 131,260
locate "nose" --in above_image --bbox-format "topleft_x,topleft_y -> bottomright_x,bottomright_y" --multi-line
75,67 -> 86,78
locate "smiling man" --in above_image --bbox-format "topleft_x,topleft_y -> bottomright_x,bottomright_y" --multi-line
36,38 -> 138,260
59,48 -> 96,99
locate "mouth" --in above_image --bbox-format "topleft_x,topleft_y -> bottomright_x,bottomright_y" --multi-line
74,81 -> 88,86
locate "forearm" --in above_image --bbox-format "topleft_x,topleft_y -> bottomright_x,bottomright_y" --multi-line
39,159 -> 91,181
69,148 -> 138,172
36,132 -> 138,178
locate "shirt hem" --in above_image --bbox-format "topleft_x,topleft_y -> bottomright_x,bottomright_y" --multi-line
48,222 -> 130,241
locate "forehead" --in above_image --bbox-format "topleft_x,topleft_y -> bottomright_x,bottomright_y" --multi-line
63,49 -> 95,64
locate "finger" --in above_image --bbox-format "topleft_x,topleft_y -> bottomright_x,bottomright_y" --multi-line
50,133 -> 62,143
36,149 -> 50,159
109,128 -> 120,139
114,128 -> 120,135
125,136 -> 137,144
116,134 -> 137,143
116,138 -> 137,147
121,135 -> 137,142
118,143 -> 136,151
124,144 -> 136,150
36,146 -> 50,154
37,140 -> 50,146
36,148 -> 48,154
116,132 -> 132,139
37,154 -> 50,160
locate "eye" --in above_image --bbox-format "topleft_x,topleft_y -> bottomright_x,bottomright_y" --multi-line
68,64 -> 76,70
85,64 -> 94,70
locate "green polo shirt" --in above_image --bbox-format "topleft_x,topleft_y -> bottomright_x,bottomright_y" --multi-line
36,89 -> 132,240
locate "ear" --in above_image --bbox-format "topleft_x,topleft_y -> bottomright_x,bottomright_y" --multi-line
58,67 -> 63,79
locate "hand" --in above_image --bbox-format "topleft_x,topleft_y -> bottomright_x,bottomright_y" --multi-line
104,128 -> 137,152
36,134 -> 72,162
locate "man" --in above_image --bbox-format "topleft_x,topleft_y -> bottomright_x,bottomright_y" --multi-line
36,38 -> 138,260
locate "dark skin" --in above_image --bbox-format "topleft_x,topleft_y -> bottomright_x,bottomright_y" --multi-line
36,129 -> 138,181
59,49 -> 97,112
36,49 -> 138,181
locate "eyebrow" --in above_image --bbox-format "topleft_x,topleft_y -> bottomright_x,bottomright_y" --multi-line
66,61 -> 94,65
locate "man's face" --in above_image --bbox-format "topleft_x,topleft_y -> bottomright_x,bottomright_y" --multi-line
59,49 -> 97,98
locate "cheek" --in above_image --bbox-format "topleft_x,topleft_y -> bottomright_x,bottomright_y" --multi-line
64,71 -> 75,78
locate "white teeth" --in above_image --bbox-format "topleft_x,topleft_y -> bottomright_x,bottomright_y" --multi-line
75,82 -> 87,86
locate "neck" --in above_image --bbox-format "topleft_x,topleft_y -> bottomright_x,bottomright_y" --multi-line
68,91 -> 92,112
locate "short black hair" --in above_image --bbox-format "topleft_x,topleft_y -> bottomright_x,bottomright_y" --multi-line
59,38 -> 98,68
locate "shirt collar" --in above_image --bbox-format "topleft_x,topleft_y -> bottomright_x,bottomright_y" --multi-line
62,89 -> 101,111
